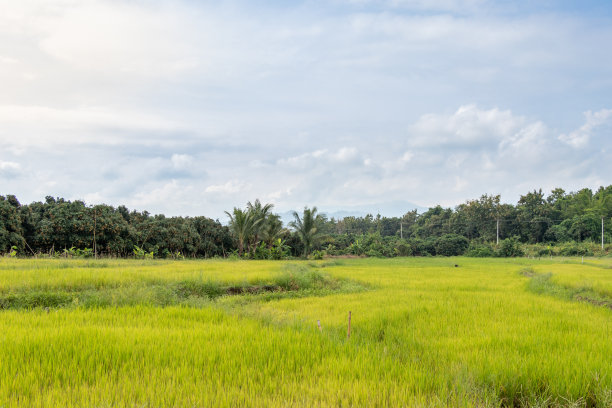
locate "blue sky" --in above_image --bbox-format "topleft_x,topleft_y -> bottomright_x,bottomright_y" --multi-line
0,0 -> 610,219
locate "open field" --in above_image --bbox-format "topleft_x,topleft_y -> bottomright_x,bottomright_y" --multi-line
1,257 -> 611,407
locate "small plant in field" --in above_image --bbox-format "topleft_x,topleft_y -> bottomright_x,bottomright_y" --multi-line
133,245 -> 145,258
270,238 -> 290,260
63,247 -> 77,258
61,247 -> 94,258
9,245 -> 18,257
309,250 -> 325,260
133,245 -> 155,259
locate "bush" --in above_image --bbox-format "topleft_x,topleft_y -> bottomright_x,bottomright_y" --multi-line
497,236 -> 524,257
365,249 -> 383,258
309,250 -> 325,260
557,242 -> 593,256
410,238 -> 436,256
395,242 -> 412,257
465,243 -> 495,257
434,234 -> 469,256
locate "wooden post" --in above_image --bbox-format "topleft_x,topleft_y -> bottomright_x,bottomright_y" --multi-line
347,311 -> 352,339
317,320 -> 322,332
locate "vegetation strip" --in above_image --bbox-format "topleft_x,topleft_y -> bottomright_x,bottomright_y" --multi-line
2,185 -> 611,260
522,267 -> 612,310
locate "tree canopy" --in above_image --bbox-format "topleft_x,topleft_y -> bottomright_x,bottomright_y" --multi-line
1,185 -> 611,258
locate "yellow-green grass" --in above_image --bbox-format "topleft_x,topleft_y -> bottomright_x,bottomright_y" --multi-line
530,259 -> 612,298
1,257 -> 611,407
0,258 -> 283,293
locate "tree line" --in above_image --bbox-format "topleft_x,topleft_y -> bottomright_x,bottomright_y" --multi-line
1,185 -> 611,258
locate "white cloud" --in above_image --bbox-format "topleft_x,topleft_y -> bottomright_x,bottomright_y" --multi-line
277,147 -> 363,169
0,105 -> 185,147
0,161 -> 21,177
0,56 -> 19,64
408,105 -> 526,148
559,109 -> 612,148
205,180 -> 249,194
171,154 -> 194,170
400,151 -> 413,162
42,4 -> 202,77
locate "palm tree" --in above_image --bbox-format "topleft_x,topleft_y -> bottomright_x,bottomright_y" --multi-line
246,199 -> 274,252
225,208 -> 259,256
290,206 -> 325,257
261,214 -> 284,247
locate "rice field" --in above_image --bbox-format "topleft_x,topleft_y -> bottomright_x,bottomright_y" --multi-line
1,257 -> 611,407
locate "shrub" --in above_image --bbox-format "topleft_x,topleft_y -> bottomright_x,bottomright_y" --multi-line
410,238 -> 436,256
365,249 -> 383,258
465,243 -> 495,257
497,236 -> 524,257
395,242 -> 412,257
434,234 -> 469,256
557,242 -> 593,256
309,250 -> 325,260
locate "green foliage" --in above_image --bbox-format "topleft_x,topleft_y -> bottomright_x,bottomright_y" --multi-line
62,246 -> 94,258
226,200 -> 288,259
290,206 -> 326,257
410,237 -> 437,256
497,236 -> 524,257
556,242 -> 594,256
2,184 -> 612,259
133,245 -> 155,259
395,241 -> 412,256
434,234 -> 469,256
309,250 -> 325,260
465,243 -> 495,257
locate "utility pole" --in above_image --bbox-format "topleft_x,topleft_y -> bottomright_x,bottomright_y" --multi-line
496,219 -> 499,246
400,222 -> 403,240
603,217 -> 605,250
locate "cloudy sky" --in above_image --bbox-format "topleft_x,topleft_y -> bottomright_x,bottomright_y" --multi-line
1,0 -> 611,219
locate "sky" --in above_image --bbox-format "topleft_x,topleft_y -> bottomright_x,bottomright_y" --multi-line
0,0 -> 611,220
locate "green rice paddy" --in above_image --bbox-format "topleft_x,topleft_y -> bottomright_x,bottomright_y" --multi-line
1,257 -> 611,407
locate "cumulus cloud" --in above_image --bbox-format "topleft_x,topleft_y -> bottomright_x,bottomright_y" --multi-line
559,109 -> 612,148
0,1 -> 610,218
0,161 -> 21,177
408,105 -> 523,148
205,180 -> 250,194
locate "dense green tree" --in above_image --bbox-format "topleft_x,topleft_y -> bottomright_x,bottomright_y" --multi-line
0,195 -> 25,253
